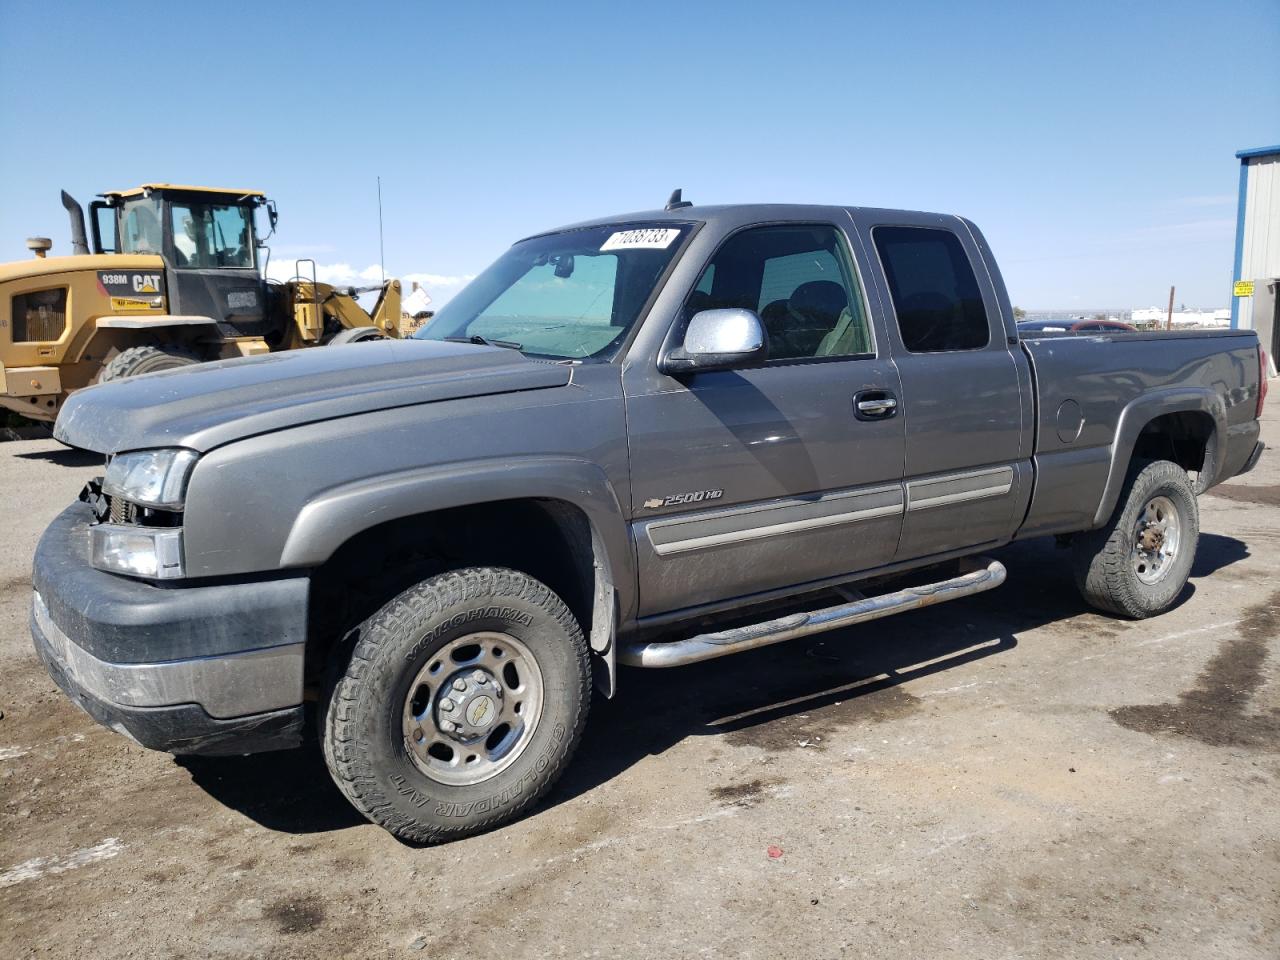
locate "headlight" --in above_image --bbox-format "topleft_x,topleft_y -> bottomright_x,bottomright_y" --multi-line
103,449 -> 198,510
90,525 -> 185,579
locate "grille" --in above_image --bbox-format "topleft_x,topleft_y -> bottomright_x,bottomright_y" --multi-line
107,495 -> 138,525
13,288 -> 68,342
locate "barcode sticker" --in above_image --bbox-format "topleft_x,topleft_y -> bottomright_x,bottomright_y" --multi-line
600,228 -> 681,251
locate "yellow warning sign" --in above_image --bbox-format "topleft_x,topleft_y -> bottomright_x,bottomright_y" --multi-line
1234,280 -> 1255,298
110,297 -> 164,311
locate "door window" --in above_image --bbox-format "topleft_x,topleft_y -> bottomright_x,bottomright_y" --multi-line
687,225 -> 872,360
873,226 -> 989,352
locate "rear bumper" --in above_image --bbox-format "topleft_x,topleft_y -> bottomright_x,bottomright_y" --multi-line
30,503 -> 308,756
1235,440 -> 1265,478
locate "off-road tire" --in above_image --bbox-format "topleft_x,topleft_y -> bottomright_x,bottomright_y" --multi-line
322,567 -> 591,843
98,345 -> 202,382
1071,459 -> 1199,618
326,326 -> 385,345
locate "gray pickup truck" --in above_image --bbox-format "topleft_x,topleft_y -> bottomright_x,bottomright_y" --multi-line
32,202 -> 1265,842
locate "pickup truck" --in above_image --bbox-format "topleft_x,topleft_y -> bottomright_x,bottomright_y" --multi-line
32,202 -> 1266,843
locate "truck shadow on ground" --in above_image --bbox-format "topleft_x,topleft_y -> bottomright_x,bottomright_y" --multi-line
12,446 -> 98,467
176,531 -> 1249,835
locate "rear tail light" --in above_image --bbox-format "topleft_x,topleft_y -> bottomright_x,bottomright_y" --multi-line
1258,347 -> 1269,419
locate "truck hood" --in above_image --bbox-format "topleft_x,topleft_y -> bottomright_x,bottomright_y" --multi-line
54,339 -> 572,454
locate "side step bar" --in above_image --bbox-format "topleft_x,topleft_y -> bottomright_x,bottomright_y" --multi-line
618,557 -> 1006,668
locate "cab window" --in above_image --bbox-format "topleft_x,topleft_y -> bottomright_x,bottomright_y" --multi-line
686,224 -> 872,361
873,226 -> 990,352
119,198 -> 163,255
170,202 -> 255,268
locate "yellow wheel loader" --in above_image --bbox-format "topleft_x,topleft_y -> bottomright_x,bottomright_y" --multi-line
0,184 -> 401,423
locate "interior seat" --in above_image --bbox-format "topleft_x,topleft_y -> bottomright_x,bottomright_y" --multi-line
780,280 -> 848,358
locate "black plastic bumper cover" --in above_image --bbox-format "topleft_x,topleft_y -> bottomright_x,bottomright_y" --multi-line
33,610 -> 303,755
33,502 -> 310,663
30,502 -> 308,756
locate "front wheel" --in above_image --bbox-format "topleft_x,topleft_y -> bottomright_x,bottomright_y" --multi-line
322,567 -> 590,843
1071,460 -> 1199,618
98,344 -> 202,382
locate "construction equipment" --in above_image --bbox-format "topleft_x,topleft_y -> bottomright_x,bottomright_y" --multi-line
0,184 -> 401,423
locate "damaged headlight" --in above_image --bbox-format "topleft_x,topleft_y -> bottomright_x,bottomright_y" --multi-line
103,448 -> 198,510
91,525 -> 185,579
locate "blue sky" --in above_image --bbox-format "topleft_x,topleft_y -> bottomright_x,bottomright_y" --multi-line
1,0 -> 1276,309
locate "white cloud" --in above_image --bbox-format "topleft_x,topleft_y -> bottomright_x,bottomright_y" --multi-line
401,272 -> 474,288
263,260 -> 475,306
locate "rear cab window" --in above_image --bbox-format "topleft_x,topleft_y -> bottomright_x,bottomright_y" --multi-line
872,226 -> 989,353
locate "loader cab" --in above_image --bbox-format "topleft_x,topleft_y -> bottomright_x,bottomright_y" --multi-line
90,184 -> 275,337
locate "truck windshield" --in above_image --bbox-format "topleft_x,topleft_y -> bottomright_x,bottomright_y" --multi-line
415,222 -> 691,360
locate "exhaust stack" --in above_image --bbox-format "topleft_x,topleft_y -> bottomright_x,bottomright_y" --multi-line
60,190 -> 90,255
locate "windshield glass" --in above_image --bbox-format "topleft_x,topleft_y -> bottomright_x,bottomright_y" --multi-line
415,222 -> 691,360
170,201 -> 255,268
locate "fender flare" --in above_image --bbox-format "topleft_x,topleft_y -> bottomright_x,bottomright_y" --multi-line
279,455 -> 634,677
1092,387 -> 1226,527
93,315 -> 220,329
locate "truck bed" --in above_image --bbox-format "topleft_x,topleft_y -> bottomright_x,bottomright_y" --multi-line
1017,328 -> 1262,539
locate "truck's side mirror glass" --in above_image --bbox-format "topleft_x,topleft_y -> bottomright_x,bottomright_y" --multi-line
661,308 -> 769,375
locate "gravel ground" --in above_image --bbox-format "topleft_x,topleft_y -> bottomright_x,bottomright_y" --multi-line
1,404 -> 1277,959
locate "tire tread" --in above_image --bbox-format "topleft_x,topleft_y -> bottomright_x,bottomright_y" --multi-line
321,566 -> 590,844
1071,460 -> 1198,619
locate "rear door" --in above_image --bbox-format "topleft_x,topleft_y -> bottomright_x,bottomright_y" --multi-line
852,213 -> 1034,559
623,220 -> 906,616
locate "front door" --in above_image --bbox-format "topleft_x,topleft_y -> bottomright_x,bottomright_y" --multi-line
623,222 -> 906,617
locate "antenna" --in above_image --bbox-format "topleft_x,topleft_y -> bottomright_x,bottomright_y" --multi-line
665,188 -> 692,211
377,175 -> 386,283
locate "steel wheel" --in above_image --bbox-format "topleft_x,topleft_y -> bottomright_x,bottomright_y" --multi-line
1132,494 -> 1181,585
400,631 -> 544,786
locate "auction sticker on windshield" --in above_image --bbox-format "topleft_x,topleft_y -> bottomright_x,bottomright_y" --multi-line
600,228 -> 681,251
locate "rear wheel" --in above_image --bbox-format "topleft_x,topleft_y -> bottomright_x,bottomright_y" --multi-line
1071,460 -> 1199,618
98,345 -> 202,382
322,567 -> 590,843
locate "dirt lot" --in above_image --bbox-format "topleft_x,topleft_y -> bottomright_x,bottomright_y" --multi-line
2,406 -> 1278,960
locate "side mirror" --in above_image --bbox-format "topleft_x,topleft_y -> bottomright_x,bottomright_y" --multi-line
660,308 -> 769,375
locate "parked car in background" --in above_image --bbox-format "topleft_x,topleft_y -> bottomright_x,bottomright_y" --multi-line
1018,318 -> 1137,334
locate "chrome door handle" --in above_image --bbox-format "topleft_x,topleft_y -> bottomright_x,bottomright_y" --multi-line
855,397 -> 898,418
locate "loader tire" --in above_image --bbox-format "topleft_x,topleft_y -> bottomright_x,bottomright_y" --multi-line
1071,460 -> 1198,619
327,326 -> 385,345
322,567 -> 591,844
98,345 -> 202,382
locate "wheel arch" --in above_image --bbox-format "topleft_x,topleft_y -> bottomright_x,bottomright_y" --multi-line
291,458 -> 632,695
1093,388 -> 1225,527
80,318 -> 219,366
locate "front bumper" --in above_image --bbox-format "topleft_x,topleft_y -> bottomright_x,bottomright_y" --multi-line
0,363 -> 61,422
31,503 -> 309,756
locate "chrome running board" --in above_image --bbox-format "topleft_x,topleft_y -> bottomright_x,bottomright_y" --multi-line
618,557 -> 1006,668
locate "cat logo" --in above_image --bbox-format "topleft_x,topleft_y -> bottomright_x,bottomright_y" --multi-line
132,274 -> 161,294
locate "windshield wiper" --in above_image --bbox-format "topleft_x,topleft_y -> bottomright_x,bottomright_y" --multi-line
444,335 -> 523,351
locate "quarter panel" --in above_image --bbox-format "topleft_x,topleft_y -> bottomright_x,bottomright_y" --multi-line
1020,331 -> 1260,534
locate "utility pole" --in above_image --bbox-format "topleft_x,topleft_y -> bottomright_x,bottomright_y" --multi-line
1166,285 -> 1175,330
